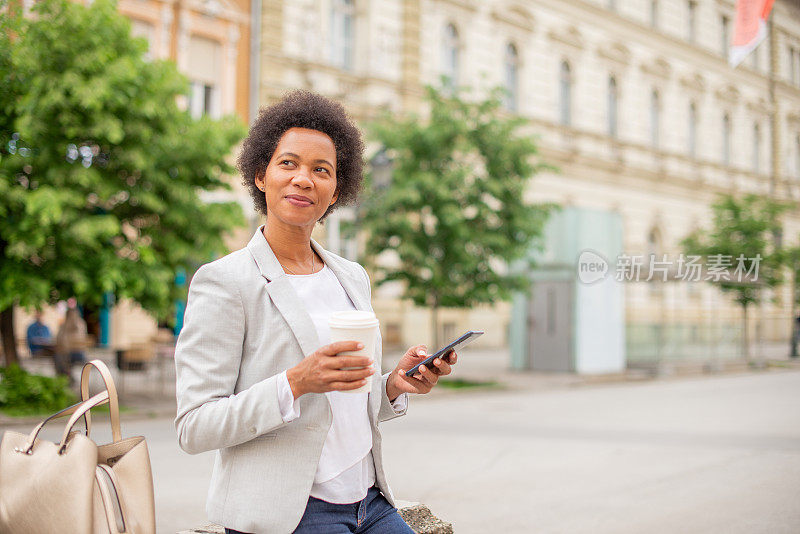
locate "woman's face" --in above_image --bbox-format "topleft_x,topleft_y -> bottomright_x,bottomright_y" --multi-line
256,127 -> 338,229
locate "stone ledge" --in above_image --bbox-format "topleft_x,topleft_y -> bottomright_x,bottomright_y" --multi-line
396,503 -> 454,534
178,502 -> 453,534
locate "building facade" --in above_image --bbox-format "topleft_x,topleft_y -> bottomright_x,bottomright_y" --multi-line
250,0 -> 800,362
19,0 -> 799,363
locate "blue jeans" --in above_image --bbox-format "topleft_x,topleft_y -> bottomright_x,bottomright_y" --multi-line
225,486 -> 413,534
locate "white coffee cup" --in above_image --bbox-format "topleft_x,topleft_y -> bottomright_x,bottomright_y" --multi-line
329,310 -> 379,394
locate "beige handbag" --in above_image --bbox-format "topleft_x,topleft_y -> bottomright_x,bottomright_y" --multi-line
0,360 -> 156,534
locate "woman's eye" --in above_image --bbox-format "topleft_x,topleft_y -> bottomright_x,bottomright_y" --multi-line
315,167 -> 330,174
280,160 -> 294,166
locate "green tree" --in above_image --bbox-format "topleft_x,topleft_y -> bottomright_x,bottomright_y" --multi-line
357,85 -> 555,349
681,194 -> 788,361
0,0 -> 246,366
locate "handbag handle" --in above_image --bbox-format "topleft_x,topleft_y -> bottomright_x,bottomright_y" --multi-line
18,397 -> 93,454
80,359 -> 121,443
57,390 -> 110,454
95,463 -> 127,533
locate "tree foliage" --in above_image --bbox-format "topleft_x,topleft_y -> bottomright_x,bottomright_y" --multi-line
357,85 -> 555,346
0,0 -> 246,363
681,194 -> 789,360
681,194 -> 787,306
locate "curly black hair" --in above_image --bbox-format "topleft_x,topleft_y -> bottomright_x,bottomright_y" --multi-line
237,90 -> 365,222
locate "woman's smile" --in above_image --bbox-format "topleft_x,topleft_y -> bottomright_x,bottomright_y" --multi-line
285,194 -> 314,207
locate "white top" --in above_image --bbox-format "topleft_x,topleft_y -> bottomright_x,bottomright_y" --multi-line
276,264 -> 407,504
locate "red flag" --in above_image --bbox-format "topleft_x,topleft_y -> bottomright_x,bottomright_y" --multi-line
730,0 -> 775,67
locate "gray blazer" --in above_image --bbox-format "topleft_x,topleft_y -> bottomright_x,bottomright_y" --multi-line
174,227 -> 406,533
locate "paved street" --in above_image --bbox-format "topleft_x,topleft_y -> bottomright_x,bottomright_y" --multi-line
3,368 -> 799,533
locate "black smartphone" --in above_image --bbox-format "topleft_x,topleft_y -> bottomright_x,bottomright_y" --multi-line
404,330 -> 484,377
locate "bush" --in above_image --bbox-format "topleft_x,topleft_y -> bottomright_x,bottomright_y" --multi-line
0,365 -> 77,417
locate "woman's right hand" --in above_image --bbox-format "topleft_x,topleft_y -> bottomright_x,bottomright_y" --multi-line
286,341 -> 375,399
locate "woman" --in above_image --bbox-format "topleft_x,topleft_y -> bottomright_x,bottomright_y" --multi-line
55,301 -> 87,378
175,91 -> 457,534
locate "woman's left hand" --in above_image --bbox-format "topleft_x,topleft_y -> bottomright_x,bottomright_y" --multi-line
386,345 -> 457,400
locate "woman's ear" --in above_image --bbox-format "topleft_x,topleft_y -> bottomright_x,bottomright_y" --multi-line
330,189 -> 339,206
255,174 -> 265,192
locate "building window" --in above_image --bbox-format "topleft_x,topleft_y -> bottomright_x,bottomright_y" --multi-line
504,42 -> 519,112
688,1 -> 697,43
442,23 -> 460,90
794,135 -> 800,180
651,0 -> 659,28
721,15 -> 730,58
330,0 -> 355,71
190,82 -> 218,119
796,135 -> 800,178
187,35 -> 222,119
130,19 -> 154,61
790,47 -> 800,86
559,60 -> 572,126
752,123 -> 760,173
688,101 -> 697,158
608,76 -> 618,139
722,113 -> 731,166
647,228 -> 663,295
794,48 -> 800,86
650,90 -> 660,149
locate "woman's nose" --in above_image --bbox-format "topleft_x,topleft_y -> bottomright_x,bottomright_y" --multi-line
290,166 -> 313,187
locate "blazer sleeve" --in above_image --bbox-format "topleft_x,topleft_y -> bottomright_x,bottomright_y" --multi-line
174,262 -> 289,454
357,263 -> 408,423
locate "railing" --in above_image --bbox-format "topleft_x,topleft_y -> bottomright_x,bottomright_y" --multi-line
626,315 -> 797,364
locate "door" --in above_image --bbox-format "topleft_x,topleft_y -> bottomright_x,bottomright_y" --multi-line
528,280 -> 573,372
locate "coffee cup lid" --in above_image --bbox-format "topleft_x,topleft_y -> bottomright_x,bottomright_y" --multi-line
329,310 -> 379,329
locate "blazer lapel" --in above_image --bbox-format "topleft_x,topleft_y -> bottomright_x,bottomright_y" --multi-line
246,227 -> 321,358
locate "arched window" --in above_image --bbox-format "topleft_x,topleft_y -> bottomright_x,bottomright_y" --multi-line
647,227 -> 663,295
442,23 -> 460,90
650,90 -> 660,148
752,123 -> 760,173
721,15 -> 730,57
608,76 -> 618,138
330,0 -> 355,70
647,228 -> 660,256
504,42 -> 519,111
559,60 -> 572,126
722,113 -> 731,166
651,0 -> 659,28
796,134 -> 800,179
688,101 -> 697,158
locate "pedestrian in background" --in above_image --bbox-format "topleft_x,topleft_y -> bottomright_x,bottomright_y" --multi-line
25,310 -> 53,358
55,300 -> 88,379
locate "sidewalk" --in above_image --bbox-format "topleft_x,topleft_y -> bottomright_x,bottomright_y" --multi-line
383,345 -> 800,395
3,344 -> 800,428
